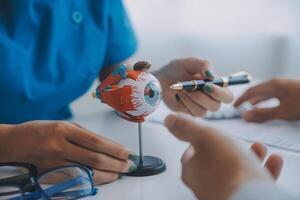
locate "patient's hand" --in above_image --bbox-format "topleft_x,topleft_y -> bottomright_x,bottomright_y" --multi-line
165,114 -> 283,200
234,78 -> 300,122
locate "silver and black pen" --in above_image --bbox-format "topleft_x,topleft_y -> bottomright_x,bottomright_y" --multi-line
170,71 -> 252,91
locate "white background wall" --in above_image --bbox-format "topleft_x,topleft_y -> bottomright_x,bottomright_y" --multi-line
71,1 -> 300,118
124,0 -> 300,78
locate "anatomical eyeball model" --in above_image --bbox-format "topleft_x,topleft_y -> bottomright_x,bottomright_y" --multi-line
93,61 -> 167,177
92,61 -> 162,123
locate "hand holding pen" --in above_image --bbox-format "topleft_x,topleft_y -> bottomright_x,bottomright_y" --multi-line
155,58 -> 235,117
169,72 -> 251,116
168,71 -> 251,116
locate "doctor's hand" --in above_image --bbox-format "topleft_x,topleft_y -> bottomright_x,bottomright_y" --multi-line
165,114 -> 283,200
234,78 -> 300,123
154,58 -> 233,117
0,121 -> 136,185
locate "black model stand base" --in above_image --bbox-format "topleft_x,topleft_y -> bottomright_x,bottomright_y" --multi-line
126,155 -> 166,177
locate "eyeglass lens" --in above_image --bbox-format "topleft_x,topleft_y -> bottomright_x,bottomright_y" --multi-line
38,166 -> 93,200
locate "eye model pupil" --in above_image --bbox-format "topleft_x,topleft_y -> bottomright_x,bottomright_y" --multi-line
148,89 -> 154,98
144,81 -> 161,106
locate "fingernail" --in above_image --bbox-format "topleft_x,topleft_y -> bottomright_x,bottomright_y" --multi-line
203,84 -> 213,94
205,70 -> 214,79
175,93 -> 180,101
128,152 -> 138,161
128,161 -> 137,173
118,173 -> 124,179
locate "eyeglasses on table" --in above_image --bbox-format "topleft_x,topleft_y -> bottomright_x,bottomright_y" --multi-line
0,162 -> 98,200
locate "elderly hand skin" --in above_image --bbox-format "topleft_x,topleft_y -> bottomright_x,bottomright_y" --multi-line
165,114 -> 283,200
235,78 -> 300,123
0,121 -> 136,185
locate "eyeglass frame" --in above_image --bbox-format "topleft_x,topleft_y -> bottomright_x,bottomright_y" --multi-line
0,162 -> 98,200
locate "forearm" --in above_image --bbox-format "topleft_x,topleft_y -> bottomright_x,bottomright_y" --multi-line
230,181 -> 298,200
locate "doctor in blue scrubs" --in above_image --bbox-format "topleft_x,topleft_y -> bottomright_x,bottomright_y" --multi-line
0,0 -> 233,184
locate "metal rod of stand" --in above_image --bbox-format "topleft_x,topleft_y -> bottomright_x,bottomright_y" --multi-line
138,123 -> 144,165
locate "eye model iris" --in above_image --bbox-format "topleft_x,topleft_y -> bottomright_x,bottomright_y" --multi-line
144,81 -> 161,106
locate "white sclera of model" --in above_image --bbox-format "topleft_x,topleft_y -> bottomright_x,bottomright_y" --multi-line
117,72 -> 162,119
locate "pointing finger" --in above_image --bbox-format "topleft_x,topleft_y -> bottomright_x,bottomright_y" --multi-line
164,114 -> 216,144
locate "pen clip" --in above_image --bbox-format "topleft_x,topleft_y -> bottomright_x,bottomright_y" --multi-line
229,71 -> 252,80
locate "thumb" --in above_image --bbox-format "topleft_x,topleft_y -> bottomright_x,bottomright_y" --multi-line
243,107 -> 281,123
164,114 -> 217,144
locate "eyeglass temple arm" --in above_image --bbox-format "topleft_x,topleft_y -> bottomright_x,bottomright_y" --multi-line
8,176 -> 96,200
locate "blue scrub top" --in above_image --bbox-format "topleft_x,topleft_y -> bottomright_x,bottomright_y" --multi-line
0,0 -> 137,124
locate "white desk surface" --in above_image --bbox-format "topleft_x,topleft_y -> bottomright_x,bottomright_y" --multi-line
71,101 -> 300,200
72,109 -> 196,200
0,81 -> 298,199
